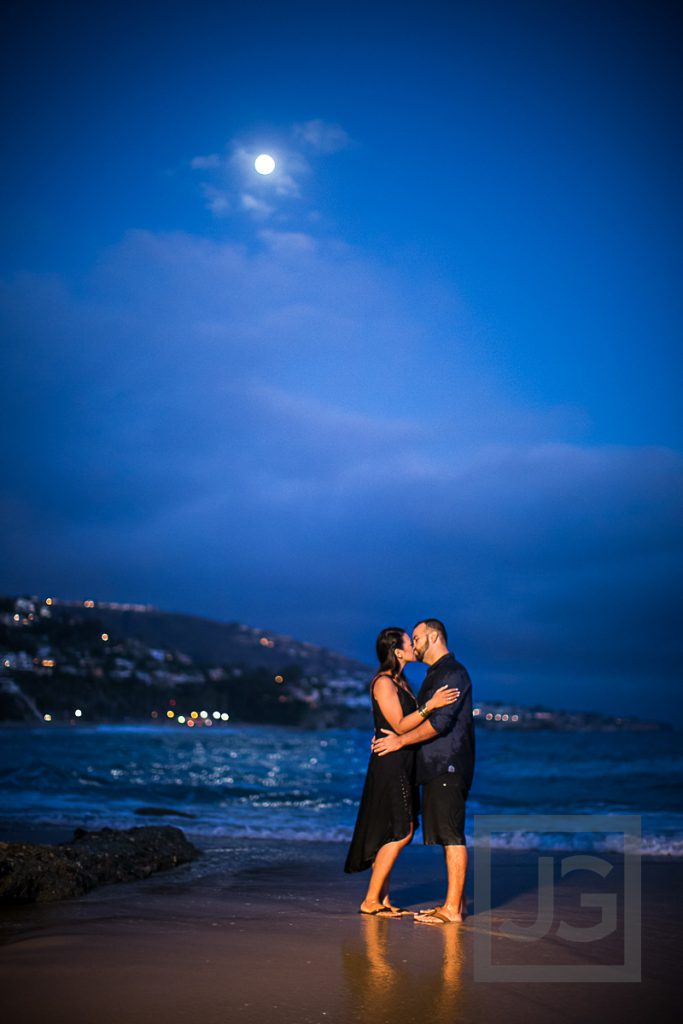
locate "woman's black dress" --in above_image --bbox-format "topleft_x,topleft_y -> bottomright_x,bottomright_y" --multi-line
344,681 -> 420,873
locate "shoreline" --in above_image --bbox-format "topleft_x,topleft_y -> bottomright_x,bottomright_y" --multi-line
1,832 -> 679,1023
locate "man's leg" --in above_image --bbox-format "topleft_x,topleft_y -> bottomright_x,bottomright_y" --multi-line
443,843 -> 467,918
415,845 -> 467,923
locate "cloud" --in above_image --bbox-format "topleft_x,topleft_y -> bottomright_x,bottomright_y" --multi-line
241,193 -> 274,219
258,229 -> 316,254
1,226 -> 681,720
190,154 -> 221,170
201,184 -> 231,216
293,119 -> 352,153
190,121 -> 350,221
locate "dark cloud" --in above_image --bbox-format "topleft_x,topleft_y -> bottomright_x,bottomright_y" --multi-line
1,226 -> 681,722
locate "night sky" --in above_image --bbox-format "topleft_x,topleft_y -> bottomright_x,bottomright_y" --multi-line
2,1 -> 681,722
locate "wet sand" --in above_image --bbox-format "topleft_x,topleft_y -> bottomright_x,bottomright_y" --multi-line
1,834 -> 679,1024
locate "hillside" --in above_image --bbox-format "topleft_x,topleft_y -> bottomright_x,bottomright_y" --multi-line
0,595 -> 669,731
0,596 -> 371,727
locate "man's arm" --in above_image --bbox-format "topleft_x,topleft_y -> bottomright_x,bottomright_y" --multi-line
428,673 -> 471,736
373,719 -> 438,756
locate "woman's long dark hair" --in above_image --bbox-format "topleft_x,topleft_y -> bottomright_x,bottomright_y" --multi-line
371,626 -> 407,689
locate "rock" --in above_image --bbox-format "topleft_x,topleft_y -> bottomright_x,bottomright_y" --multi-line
0,826 -> 199,904
133,806 -> 197,819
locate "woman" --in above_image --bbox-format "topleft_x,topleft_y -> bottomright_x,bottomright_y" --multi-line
344,626 -> 459,915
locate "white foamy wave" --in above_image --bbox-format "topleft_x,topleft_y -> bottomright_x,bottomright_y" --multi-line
191,822 -> 354,843
472,830 -> 683,857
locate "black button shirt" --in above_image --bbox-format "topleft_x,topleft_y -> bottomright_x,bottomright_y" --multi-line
416,652 -> 475,789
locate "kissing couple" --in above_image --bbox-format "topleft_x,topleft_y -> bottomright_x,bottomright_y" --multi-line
344,618 -> 475,925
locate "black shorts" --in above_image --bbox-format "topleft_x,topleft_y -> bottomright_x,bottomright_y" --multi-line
422,771 -> 468,846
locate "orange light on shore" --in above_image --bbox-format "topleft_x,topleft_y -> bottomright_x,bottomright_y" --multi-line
101,633 -> 109,642
274,675 -> 284,684
45,598 -> 53,606
166,710 -> 175,719
84,600 -> 95,608
191,711 -> 199,719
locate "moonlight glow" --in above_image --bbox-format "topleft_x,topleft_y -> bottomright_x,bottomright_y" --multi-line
254,154 -> 276,175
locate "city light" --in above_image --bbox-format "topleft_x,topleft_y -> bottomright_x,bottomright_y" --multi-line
212,711 -> 221,719
200,710 -> 208,719
221,712 -> 230,721
274,675 -> 284,684
43,713 -> 52,722
74,709 -> 83,717
177,715 -> 186,724
84,600 -> 95,608
45,598 -> 53,606
166,710 -> 175,719
101,633 -> 109,641
191,711 -> 199,719
151,710 -> 159,719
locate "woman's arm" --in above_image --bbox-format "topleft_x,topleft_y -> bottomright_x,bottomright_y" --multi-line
373,676 -> 459,735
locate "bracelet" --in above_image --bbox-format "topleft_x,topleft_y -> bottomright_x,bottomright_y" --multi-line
418,704 -> 431,719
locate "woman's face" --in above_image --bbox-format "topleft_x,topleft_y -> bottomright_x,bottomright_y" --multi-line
399,632 -> 416,663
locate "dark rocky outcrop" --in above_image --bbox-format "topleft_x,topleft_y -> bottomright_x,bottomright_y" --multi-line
0,825 -> 199,904
134,806 -> 197,818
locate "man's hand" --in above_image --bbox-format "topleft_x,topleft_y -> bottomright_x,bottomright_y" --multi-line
372,729 -> 403,756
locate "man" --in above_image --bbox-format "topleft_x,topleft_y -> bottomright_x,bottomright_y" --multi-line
373,618 -> 475,924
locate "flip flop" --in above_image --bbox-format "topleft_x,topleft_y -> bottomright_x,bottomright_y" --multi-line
359,906 -> 397,916
414,910 -> 458,925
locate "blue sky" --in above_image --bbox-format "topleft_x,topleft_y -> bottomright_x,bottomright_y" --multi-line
2,0 -> 681,721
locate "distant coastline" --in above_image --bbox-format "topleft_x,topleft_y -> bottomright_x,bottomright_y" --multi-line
0,594 -> 672,732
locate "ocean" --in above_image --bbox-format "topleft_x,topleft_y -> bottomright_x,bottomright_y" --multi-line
1,724 -> 682,856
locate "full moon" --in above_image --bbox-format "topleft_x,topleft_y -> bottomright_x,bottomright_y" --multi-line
254,153 -> 276,175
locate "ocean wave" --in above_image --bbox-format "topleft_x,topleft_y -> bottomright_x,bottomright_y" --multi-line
5,809 -> 682,856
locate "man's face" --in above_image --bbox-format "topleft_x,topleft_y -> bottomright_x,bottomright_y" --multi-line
411,624 -> 431,662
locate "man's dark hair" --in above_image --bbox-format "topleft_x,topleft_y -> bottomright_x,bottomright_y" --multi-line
414,618 -> 448,645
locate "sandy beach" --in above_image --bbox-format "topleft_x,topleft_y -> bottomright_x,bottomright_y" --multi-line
1,829 -> 679,1024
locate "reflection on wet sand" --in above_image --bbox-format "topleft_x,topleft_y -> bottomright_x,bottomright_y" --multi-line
342,915 -> 466,1023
